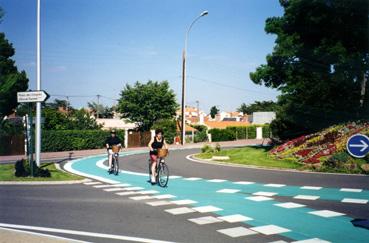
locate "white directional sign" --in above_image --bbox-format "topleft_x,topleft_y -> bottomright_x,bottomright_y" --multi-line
17,90 -> 50,103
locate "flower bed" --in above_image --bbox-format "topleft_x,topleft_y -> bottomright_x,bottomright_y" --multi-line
270,122 -> 369,164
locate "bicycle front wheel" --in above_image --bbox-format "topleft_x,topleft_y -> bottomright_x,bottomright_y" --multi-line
157,163 -> 169,187
113,156 -> 119,175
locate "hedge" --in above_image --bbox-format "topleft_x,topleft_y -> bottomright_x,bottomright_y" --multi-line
41,130 -> 125,152
208,125 -> 270,142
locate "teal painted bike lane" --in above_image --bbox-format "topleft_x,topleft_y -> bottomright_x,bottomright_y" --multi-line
68,152 -> 369,243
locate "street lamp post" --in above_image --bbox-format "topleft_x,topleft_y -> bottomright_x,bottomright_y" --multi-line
35,0 -> 42,166
181,10 -> 208,145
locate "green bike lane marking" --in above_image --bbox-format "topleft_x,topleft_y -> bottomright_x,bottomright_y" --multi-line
69,153 -> 369,243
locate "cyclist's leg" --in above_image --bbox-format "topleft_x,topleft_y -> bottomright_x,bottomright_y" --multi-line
108,150 -> 113,171
149,154 -> 157,183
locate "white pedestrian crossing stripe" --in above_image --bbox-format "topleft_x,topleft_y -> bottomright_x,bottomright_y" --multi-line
341,198 -> 368,204
217,189 -> 240,193
188,216 -> 223,225
246,196 -> 274,202
217,227 -> 258,238
308,210 -> 345,218
274,202 -> 306,209
165,207 -> 196,215
217,214 -> 253,223
294,195 -> 320,200
192,205 -> 222,213
250,225 -> 291,235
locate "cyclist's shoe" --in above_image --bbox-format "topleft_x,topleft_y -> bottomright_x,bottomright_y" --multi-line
108,168 -> 113,174
150,175 -> 156,185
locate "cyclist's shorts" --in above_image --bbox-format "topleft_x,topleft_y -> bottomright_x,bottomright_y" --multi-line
150,154 -> 158,162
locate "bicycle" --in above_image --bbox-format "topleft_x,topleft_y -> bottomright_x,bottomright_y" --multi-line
148,148 -> 169,187
110,145 -> 120,176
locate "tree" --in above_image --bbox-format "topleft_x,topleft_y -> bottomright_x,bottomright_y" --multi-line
238,101 -> 278,115
117,80 -> 178,131
250,0 -> 369,139
87,101 -> 114,118
210,106 -> 219,119
0,11 -> 29,121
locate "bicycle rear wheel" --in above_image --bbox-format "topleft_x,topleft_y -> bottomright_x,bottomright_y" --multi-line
113,156 -> 119,175
157,162 -> 169,187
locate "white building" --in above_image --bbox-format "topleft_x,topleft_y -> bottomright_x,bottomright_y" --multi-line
249,112 -> 276,124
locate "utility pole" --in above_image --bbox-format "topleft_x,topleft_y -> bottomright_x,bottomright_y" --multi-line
97,94 -> 101,119
196,100 -> 200,117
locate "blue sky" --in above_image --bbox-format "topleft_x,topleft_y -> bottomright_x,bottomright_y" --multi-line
0,0 -> 283,112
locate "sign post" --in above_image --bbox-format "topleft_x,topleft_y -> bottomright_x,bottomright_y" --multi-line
346,134 -> 369,158
17,90 -> 49,169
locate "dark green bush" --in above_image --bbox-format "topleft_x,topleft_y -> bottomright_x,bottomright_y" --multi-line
14,159 -> 51,177
208,128 -> 236,142
42,130 -> 125,152
208,125 -> 270,142
194,130 -> 208,143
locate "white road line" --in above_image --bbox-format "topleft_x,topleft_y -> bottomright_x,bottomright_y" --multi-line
183,177 -> 202,181
340,188 -> 362,193
293,195 -> 320,200
146,201 -> 174,207
169,176 -> 182,179
217,227 -> 258,238
192,205 -> 223,213
138,190 -> 159,195
171,200 -> 197,205
301,186 -> 322,190
341,198 -> 368,204
246,196 -> 274,202
188,216 -> 223,225
165,207 -> 196,215
308,210 -> 345,218
84,182 -> 102,185
104,188 -> 127,192
207,179 -> 226,183
253,191 -> 278,197
217,189 -> 240,193
129,195 -> 154,201
291,238 -> 331,243
217,214 -> 253,223
0,223 -> 175,243
264,184 -> 286,188
153,194 -> 176,199
274,202 -> 306,209
233,181 -> 255,185
110,183 -> 131,187
94,185 -> 116,188
250,225 -> 291,235
115,191 -> 141,196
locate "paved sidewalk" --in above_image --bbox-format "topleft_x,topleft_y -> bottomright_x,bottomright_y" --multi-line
0,228 -> 82,243
0,139 -> 270,163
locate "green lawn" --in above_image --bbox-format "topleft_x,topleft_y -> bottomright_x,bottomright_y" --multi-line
195,146 -> 303,170
0,163 -> 83,181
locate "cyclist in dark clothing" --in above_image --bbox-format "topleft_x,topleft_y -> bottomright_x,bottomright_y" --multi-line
148,129 -> 168,184
105,130 -> 122,173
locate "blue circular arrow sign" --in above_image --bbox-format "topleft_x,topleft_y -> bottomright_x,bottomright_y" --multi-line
346,134 -> 369,158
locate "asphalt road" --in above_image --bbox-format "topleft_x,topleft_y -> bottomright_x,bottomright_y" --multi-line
1,148 -> 369,243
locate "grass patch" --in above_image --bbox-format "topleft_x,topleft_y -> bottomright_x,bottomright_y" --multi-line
0,163 -> 83,181
195,146 -> 303,170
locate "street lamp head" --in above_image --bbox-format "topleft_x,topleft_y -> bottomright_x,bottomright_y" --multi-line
200,11 -> 208,17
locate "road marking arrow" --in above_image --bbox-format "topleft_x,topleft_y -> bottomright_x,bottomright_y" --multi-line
349,140 -> 369,152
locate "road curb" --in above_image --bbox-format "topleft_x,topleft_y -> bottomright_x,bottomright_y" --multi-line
0,178 -> 90,185
187,154 -> 369,177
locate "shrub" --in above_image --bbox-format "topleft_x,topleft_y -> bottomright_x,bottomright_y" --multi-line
42,130 -> 125,152
14,159 -> 51,177
208,128 -> 235,142
201,144 -> 214,153
194,130 -> 208,143
215,143 -> 221,152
